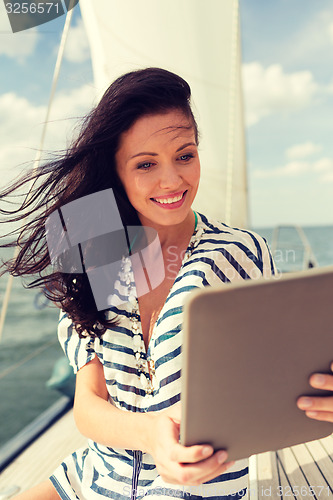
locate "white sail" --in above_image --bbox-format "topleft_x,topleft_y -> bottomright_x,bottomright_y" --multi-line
80,0 -> 248,228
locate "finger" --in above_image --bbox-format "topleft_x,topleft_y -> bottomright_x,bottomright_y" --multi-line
185,451 -> 234,485
304,410 -> 333,423
156,452 -> 220,486
176,452 -> 234,486
196,458 -> 236,486
297,395 -> 333,413
170,443 -> 214,464
309,373 -> 333,391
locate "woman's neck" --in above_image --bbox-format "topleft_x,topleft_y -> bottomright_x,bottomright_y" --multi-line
141,210 -> 196,251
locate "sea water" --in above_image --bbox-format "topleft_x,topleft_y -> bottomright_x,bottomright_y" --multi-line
0,245 -> 62,447
0,226 -> 332,448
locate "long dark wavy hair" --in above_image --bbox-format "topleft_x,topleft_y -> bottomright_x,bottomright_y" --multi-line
0,67 -> 199,338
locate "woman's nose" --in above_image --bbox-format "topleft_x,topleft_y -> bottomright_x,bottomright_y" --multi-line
159,163 -> 182,189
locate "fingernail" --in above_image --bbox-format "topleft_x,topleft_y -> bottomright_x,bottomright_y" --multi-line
202,446 -> 213,456
298,397 -> 312,408
312,374 -> 325,387
306,411 -> 318,417
217,451 -> 227,464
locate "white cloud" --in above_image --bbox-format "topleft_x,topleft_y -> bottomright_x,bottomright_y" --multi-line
0,84 -> 96,187
46,83 -> 97,148
286,142 -> 322,160
328,22 -> 333,44
0,2 -> 39,61
63,18 -> 91,63
254,161 -> 310,179
0,30 -> 39,61
0,93 -> 44,142
320,171 -> 333,183
0,93 -> 45,186
242,62 -> 318,126
313,157 -> 333,173
326,81 -> 333,94
254,157 -> 333,183
51,83 -> 96,119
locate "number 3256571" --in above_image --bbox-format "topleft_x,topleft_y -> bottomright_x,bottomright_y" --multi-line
5,3 -> 60,14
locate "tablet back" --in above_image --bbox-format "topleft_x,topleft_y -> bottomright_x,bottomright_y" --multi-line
180,266 -> 333,461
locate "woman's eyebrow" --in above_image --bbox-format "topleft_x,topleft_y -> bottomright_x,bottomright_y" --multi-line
176,142 -> 196,152
129,142 -> 196,161
130,151 -> 158,160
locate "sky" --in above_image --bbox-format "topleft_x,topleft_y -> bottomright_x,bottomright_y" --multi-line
0,0 -> 332,228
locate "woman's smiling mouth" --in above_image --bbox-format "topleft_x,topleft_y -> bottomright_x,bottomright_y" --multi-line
151,190 -> 187,208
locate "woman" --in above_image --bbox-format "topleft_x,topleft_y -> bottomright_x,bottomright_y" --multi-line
2,68 -> 332,500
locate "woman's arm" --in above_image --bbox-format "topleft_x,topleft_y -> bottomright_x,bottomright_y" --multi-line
74,356 -> 235,485
73,355 -> 155,451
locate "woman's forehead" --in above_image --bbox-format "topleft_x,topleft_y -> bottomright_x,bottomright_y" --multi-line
119,111 -> 195,152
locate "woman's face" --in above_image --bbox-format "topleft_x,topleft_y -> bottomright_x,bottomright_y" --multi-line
115,110 -> 200,229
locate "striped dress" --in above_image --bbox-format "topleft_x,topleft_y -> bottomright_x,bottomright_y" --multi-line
50,212 -> 275,500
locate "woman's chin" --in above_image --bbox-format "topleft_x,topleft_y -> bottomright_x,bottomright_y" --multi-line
138,205 -> 194,230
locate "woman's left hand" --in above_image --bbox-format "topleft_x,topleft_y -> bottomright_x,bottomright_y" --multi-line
297,362 -> 333,422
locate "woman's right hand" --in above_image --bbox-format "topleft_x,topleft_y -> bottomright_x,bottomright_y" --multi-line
146,403 -> 235,486
74,358 -> 234,485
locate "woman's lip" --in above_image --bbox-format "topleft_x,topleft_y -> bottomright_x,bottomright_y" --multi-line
151,190 -> 186,202
150,190 -> 187,209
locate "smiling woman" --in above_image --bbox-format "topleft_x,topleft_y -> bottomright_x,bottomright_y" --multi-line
115,111 -> 200,231
0,67 -> 280,500
0,68 -> 200,337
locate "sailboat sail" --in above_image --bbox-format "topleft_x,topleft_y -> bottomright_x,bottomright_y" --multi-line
80,0 -> 248,228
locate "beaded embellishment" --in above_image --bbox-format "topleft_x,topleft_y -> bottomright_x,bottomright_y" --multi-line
119,214 -> 204,396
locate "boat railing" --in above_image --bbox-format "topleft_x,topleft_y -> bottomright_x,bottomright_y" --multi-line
0,5 -> 76,484
0,396 -> 72,474
270,225 -> 318,272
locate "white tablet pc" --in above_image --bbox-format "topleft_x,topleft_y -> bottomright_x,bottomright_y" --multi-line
180,266 -> 333,461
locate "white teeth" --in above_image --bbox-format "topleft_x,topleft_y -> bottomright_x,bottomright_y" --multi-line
154,193 -> 183,204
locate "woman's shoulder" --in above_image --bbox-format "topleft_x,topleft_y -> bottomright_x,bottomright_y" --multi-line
196,212 -> 267,253
195,212 -> 276,278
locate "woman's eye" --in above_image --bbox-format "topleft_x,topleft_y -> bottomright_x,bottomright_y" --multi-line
137,162 -> 153,170
179,153 -> 194,162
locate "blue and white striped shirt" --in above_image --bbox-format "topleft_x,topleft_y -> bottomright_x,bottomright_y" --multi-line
50,213 -> 275,499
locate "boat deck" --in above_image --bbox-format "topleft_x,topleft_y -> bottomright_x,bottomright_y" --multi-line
249,435 -> 333,499
0,410 -> 332,498
0,410 -> 86,495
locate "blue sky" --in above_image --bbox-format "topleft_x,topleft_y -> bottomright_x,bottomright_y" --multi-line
0,0 -> 332,228
241,0 -> 333,227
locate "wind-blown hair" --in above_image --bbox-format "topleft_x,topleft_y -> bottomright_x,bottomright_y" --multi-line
0,67 -> 199,338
